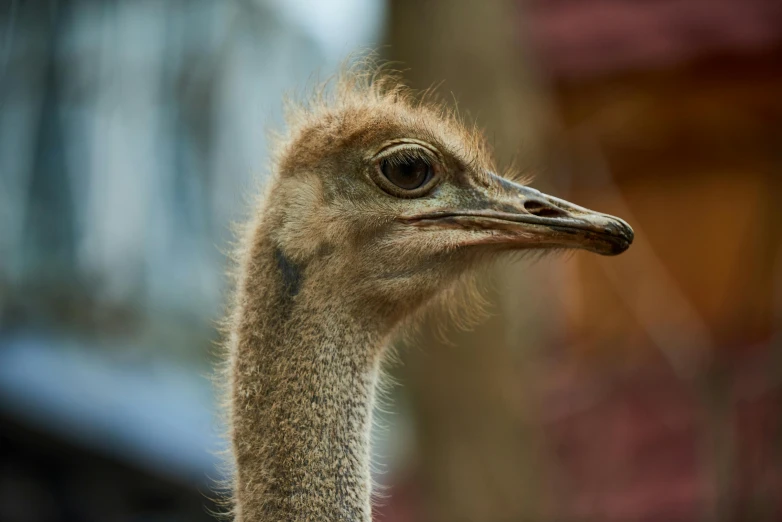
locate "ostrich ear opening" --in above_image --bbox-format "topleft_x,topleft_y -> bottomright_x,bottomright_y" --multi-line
402,173 -> 634,256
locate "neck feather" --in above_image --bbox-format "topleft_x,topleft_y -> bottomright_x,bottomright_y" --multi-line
228,240 -> 384,522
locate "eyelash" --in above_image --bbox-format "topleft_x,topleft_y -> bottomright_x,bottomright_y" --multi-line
376,145 -> 436,167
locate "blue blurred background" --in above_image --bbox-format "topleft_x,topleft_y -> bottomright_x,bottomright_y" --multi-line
0,1 -> 384,520
1,1 -> 781,521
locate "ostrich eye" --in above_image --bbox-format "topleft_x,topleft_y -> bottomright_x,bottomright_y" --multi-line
380,156 -> 433,191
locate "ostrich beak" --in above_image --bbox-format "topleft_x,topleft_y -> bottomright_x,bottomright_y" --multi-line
404,173 -> 634,256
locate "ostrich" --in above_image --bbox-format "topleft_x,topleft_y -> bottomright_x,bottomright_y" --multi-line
223,69 -> 633,522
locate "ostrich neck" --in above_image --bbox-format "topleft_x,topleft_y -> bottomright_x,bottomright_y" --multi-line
230,244 -> 383,522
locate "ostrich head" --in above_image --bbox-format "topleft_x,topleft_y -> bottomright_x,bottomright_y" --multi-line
258,71 -> 633,328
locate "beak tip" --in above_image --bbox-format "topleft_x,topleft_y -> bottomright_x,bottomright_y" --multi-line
603,219 -> 634,255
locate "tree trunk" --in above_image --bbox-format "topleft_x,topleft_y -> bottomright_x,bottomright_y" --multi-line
384,1 -> 556,521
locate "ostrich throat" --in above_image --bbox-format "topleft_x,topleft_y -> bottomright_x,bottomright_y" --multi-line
231,240 -> 384,522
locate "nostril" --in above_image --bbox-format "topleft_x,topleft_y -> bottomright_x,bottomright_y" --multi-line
523,199 -> 567,218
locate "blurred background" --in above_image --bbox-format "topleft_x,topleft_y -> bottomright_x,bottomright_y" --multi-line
1,0 -> 780,521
